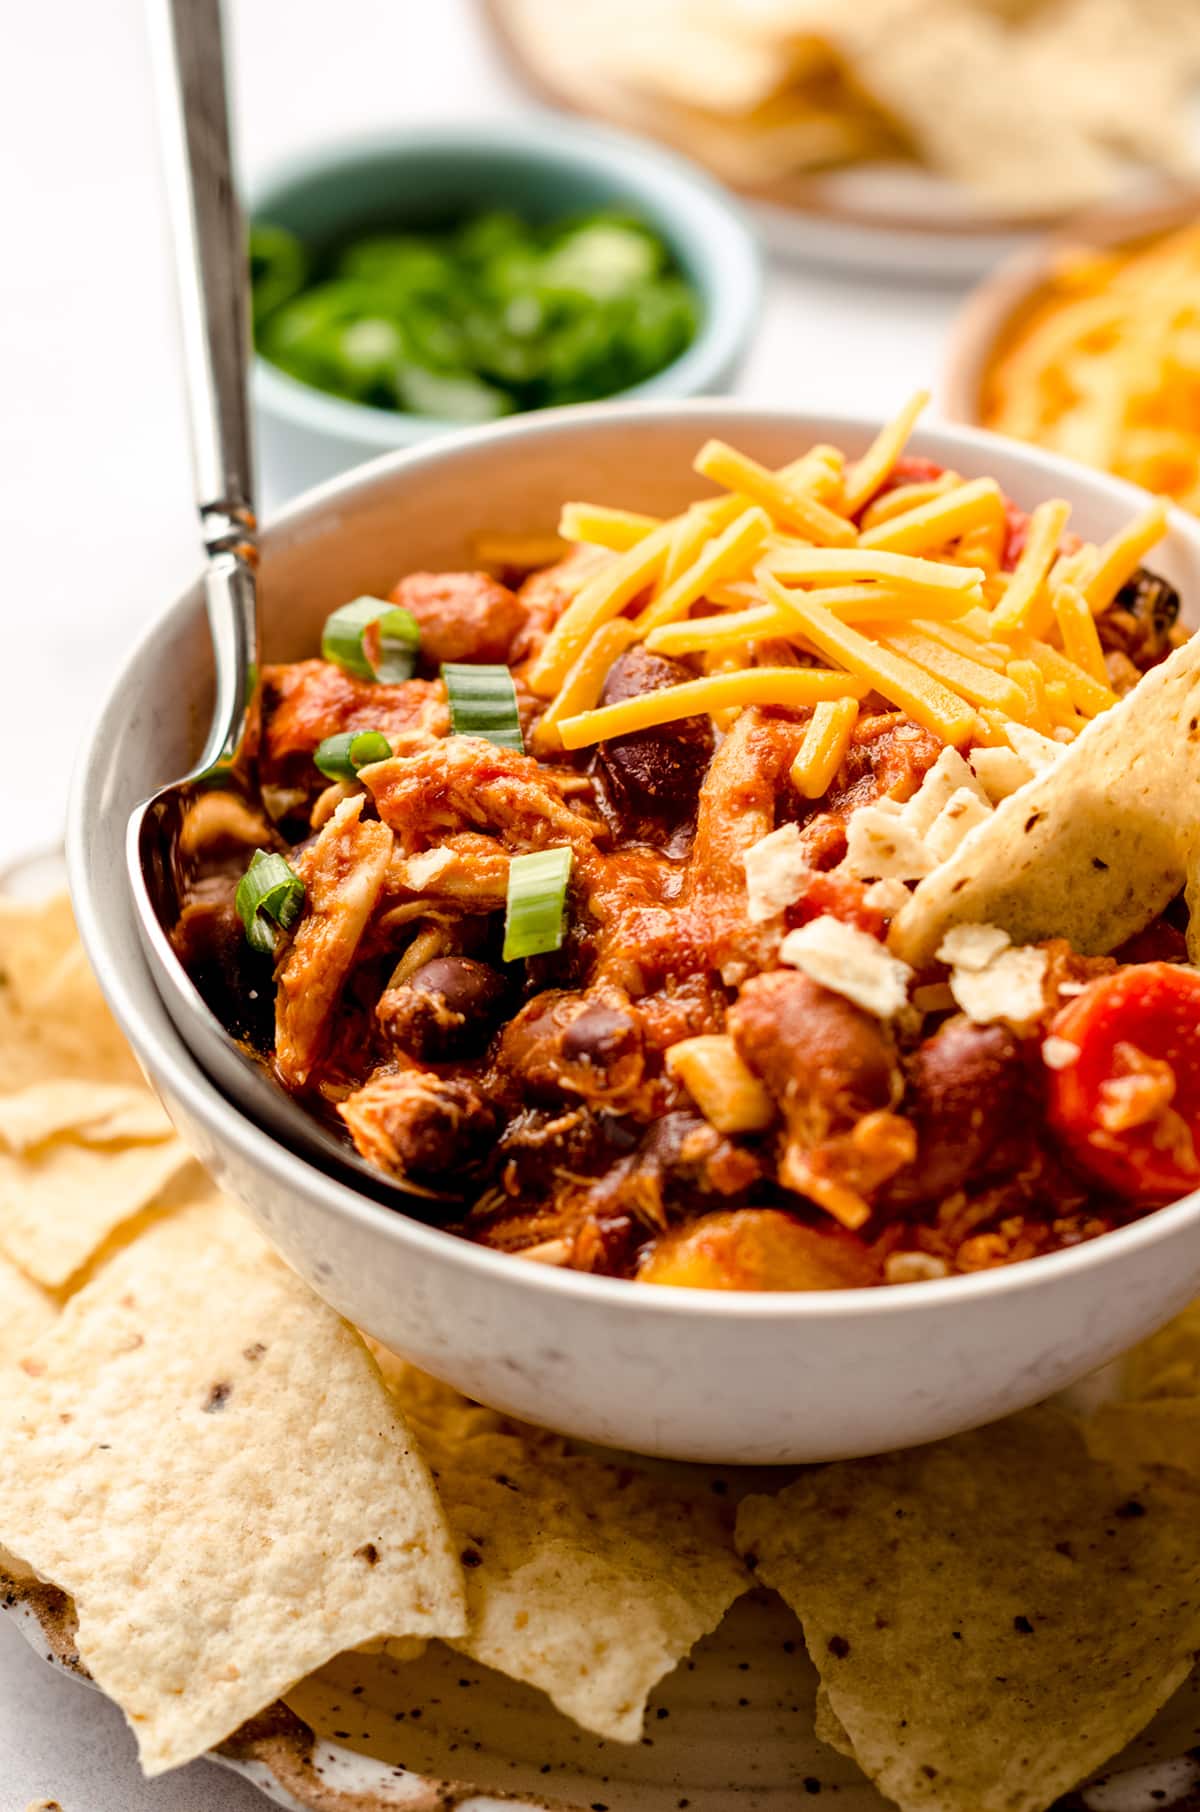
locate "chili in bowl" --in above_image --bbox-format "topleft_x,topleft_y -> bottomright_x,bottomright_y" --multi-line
68,402 -> 1200,1462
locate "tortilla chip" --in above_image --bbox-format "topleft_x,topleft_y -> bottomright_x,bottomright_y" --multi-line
0,1080 -> 173,1152
0,1193 -> 466,1775
0,897 -> 143,1091
891,634 -> 1200,967
0,1251 -> 56,1367
735,1407 -> 1200,1812
1119,1299 -> 1200,1401
1084,1299 -> 1200,1481
375,1351 -> 749,1742
0,1135 -> 192,1287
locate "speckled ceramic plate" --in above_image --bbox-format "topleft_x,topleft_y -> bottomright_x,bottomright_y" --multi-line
6,1573 -> 1200,1812
4,855 -> 1198,1811
480,0 -> 1200,281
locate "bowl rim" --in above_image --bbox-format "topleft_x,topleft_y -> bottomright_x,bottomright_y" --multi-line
248,114 -> 764,446
67,395 -> 1200,1321
939,192 -> 1200,429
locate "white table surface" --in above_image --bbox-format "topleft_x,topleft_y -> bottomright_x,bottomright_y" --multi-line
0,0 -> 963,1803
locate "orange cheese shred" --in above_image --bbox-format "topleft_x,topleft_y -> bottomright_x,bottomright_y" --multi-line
790,698 -> 859,798
762,576 -> 978,746
556,667 -> 868,751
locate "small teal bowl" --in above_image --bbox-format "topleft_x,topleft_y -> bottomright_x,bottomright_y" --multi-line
249,116 -> 763,494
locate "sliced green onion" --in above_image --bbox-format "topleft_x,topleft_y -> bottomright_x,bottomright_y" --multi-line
442,662 -> 524,751
313,728 -> 393,781
321,597 -> 420,683
235,849 -> 306,956
503,847 -> 572,962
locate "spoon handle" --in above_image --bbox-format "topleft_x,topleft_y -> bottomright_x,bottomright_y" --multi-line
148,0 -> 259,770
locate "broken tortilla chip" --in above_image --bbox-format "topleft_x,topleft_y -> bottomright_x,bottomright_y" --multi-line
0,897 -> 143,1091
1084,1298 -> 1200,1482
374,1350 -> 750,1743
0,1250 -> 56,1368
735,1407 -> 1200,1812
0,1079 -> 174,1153
890,633 -> 1200,967
0,1134 -> 192,1287
0,1192 -> 466,1775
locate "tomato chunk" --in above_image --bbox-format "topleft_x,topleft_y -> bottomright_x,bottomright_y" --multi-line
636,1209 -> 879,1291
1047,963 -> 1200,1202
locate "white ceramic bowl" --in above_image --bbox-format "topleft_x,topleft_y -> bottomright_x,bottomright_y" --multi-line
68,402 -> 1200,1465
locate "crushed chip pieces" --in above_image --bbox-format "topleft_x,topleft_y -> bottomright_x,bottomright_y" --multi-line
743,821 -> 810,923
736,1408 -> 1200,1812
0,1193 -> 467,1775
841,805 -> 934,883
373,1350 -> 749,1743
891,633 -> 1200,966
780,915 -> 913,1020
949,943 -> 1049,1032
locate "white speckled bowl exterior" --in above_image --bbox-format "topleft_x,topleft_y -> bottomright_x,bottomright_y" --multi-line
68,401 -> 1200,1464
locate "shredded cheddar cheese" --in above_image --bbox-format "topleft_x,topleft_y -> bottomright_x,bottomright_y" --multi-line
763,545 -> 985,598
529,403 -> 1157,816
635,505 -> 772,635
990,499 -> 1071,634
857,475 -> 1005,556
1005,658 -> 1053,733
874,627 -> 1027,717
1051,583 -> 1109,687
556,502 -> 661,551
556,667 -> 871,751
645,603 -> 794,657
762,577 -> 978,746
694,439 -> 857,546
842,390 -> 931,516
527,520 -> 675,696
531,618 -> 638,754
791,698 -> 859,798
859,472 -> 961,531
1083,500 -> 1170,611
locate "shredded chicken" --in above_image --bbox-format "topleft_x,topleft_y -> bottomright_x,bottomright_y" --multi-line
339,1070 -> 499,1184
274,796 -> 394,1087
178,790 -> 272,856
260,662 -> 448,770
382,833 -> 510,912
362,738 -> 600,855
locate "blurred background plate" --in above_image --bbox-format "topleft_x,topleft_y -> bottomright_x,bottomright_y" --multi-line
482,0 -> 1200,281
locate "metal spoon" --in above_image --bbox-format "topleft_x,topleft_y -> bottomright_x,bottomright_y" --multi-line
128,0 -> 432,1205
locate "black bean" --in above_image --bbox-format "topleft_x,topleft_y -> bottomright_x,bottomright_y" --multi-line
595,647 -> 713,840
561,1003 -> 639,1066
410,957 -> 507,1022
377,957 -> 508,1061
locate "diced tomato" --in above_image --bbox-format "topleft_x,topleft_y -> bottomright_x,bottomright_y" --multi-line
888,455 -> 945,487
784,869 -> 886,939
1114,920 -> 1191,966
1046,963 -> 1200,1202
1001,504 -> 1080,572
